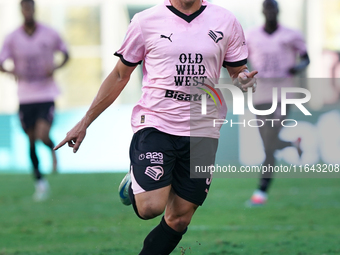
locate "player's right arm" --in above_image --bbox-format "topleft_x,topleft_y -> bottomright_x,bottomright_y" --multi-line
54,59 -> 137,153
0,35 -> 15,75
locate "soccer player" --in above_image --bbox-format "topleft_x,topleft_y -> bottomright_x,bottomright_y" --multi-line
54,0 -> 257,253
0,0 -> 69,201
246,0 -> 310,206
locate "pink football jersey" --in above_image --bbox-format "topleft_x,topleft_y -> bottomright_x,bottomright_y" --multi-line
246,25 -> 307,105
0,23 -> 68,104
115,0 -> 248,138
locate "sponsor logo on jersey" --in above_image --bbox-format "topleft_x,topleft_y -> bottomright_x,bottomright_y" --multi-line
145,166 -> 164,181
208,30 -> 224,43
165,89 -> 202,101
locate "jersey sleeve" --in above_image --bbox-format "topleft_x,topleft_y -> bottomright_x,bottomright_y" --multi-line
223,18 -> 248,67
114,14 -> 145,66
0,35 -> 13,65
292,31 -> 307,56
54,31 -> 68,54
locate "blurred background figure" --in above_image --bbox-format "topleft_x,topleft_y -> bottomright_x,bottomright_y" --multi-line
245,0 -> 310,206
0,0 -> 69,201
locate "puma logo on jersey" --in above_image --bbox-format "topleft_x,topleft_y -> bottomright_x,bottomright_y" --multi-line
160,33 -> 173,42
208,30 -> 223,43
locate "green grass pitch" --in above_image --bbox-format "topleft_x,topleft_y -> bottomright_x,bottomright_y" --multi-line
0,173 -> 339,255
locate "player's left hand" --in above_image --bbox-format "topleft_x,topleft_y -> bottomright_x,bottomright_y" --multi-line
238,70 -> 258,93
288,66 -> 298,75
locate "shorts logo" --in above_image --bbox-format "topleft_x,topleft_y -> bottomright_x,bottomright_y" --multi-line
146,152 -> 164,164
145,166 -> 164,181
206,167 -> 213,185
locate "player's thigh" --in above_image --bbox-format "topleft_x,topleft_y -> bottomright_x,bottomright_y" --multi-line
130,128 -> 176,209
172,136 -> 218,206
256,106 -> 283,150
35,119 -> 52,140
35,102 -> 55,140
19,103 -> 37,132
258,123 -> 281,150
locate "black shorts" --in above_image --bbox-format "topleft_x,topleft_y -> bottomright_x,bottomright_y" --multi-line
129,128 -> 218,206
19,102 -> 55,131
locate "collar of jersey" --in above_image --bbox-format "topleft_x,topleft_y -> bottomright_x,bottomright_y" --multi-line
166,4 -> 207,23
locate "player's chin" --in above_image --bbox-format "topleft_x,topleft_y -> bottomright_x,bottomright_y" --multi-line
182,0 -> 198,5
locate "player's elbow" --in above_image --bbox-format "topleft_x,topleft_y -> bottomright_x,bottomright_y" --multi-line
116,70 -> 131,84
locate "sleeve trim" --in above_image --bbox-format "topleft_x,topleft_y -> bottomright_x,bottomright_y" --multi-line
114,52 -> 142,67
223,58 -> 247,67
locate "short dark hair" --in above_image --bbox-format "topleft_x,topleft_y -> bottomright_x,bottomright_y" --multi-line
263,0 -> 278,8
20,0 -> 35,5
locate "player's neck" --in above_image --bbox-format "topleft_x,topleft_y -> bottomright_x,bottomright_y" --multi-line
23,21 -> 37,36
264,21 -> 278,35
170,0 -> 202,15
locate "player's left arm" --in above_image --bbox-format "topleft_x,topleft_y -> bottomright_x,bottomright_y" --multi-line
225,64 -> 258,92
47,32 -> 70,76
47,51 -> 69,77
223,17 -> 258,92
55,51 -> 70,70
288,31 -> 310,75
0,35 -> 16,76
289,52 -> 310,75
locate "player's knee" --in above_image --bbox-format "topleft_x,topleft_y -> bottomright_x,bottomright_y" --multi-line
35,129 -> 49,143
37,134 -> 52,147
137,203 -> 165,220
35,131 -> 44,142
165,215 -> 192,232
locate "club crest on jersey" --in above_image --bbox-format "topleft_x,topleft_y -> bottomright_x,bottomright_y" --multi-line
145,166 -> 164,181
208,30 -> 224,43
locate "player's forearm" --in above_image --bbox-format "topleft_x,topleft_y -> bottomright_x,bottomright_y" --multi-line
54,52 -> 70,70
83,66 -> 131,129
289,53 -> 310,74
0,64 -> 16,77
0,63 -> 8,73
294,58 -> 310,72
